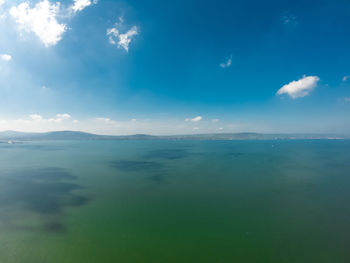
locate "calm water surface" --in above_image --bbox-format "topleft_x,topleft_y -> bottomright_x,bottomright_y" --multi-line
0,140 -> 350,263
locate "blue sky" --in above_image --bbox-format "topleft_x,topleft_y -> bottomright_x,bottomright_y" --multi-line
0,0 -> 349,135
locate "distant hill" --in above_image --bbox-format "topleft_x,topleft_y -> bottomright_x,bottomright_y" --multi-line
0,130 -> 158,141
160,132 -> 349,140
0,130 -> 348,141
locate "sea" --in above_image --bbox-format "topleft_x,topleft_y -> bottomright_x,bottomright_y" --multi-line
0,139 -> 349,263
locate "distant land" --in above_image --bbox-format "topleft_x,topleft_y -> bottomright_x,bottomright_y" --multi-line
0,131 -> 349,142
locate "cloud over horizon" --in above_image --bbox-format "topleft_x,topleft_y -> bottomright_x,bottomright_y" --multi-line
48,113 -> 71,123
29,114 -> 43,122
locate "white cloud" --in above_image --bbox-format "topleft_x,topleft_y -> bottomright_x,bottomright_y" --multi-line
211,119 -> 220,123
10,0 -> 67,47
220,55 -> 232,68
344,97 -> 350,102
107,17 -> 138,52
95,117 -> 114,124
277,75 -> 320,99
0,54 -> 11,61
218,127 -> 223,130
71,0 -> 97,13
48,113 -> 71,123
0,1 -> 6,20
29,114 -> 43,122
56,113 -> 71,119
185,116 -> 202,122
193,127 -> 199,130
342,76 -> 350,82
96,117 -> 110,121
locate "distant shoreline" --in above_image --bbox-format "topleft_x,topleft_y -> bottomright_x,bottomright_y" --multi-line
0,131 -> 349,141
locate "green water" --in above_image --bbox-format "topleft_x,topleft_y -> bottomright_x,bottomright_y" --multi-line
0,140 -> 350,262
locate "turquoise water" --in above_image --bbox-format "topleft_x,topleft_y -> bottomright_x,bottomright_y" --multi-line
0,140 -> 350,262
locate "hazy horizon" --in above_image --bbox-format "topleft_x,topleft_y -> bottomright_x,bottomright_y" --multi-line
1,129 -> 350,137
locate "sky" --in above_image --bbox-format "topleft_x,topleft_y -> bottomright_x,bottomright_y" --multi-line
0,0 -> 350,135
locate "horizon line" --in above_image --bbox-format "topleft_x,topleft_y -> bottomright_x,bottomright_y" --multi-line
0,130 -> 349,137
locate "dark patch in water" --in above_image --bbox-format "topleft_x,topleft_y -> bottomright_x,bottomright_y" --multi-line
44,222 -> 66,233
110,160 -> 167,183
143,149 -> 189,160
0,167 -> 89,233
12,167 -> 77,181
6,220 -> 67,234
110,160 -> 164,172
64,195 -> 90,207
226,152 -> 245,157
150,174 -> 165,183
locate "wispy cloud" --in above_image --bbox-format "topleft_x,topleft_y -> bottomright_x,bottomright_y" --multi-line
29,114 -> 43,122
0,54 -> 11,61
282,15 -> 297,25
107,17 -> 138,52
344,97 -> 350,102
56,113 -> 71,119
27,113 -> 72,124
220,55 -> 232,68
95,117 -> 115,124
277,75 -> 320,99
48,113 -> 71,123
185,116 -> 202,122
342,75 -> 350,82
